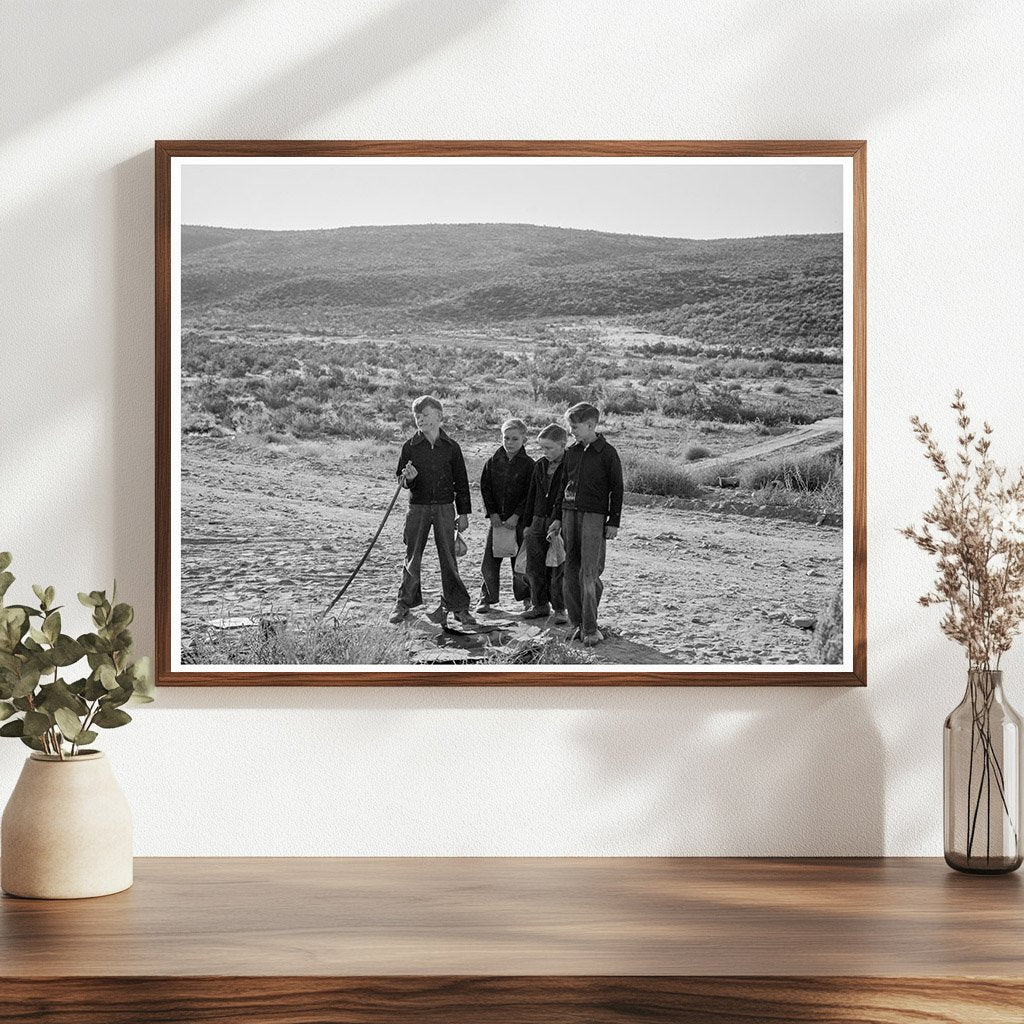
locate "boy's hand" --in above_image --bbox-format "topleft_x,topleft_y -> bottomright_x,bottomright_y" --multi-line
402,463 -> 418,481
605,526 -> 618,541
547,520 -> 561,538
489,514 -> 502,530
457,514 -> 469,533
503,514 -> 518,528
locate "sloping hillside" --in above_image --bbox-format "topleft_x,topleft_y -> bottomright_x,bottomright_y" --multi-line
181,223 -> 842,348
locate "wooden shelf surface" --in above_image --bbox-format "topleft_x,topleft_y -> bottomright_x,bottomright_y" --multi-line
2,857 -> 1022,1023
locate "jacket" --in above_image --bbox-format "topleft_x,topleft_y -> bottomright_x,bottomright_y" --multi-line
524,457 -> 566,524
553,434 -> 624,528
480,446 -> 534,520
396,428 -> 472,514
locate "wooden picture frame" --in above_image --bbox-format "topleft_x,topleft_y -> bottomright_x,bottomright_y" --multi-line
156,140 -> 866,686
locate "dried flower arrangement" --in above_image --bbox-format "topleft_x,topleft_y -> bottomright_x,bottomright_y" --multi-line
902,391 -> 1024,670
903,390 -> 1024,870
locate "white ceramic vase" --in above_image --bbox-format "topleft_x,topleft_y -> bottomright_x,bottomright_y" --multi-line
1,750 -> 133,899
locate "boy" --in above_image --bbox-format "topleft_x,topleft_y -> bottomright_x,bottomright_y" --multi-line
549,402 -> 623,646
522,423 -> 568,623
390,395 -> 475,625
476,418 -> 534,614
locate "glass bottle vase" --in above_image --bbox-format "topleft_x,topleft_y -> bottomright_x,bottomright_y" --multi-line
944,669 -> 1023,873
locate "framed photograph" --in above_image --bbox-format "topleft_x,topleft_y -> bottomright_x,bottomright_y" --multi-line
156,140 -> 865,686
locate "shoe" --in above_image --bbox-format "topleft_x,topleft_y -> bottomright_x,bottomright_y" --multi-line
567,625 -> 582,642
521,604 -> 551,620
454,609 -> 477,626
389,605 -> 409,624
553,610 -> 568,625
583,629 -> 605,647
475,601 -> 491,614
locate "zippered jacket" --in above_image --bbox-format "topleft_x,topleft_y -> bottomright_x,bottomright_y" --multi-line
552,434 -> 624,528
396,428 -> 472,515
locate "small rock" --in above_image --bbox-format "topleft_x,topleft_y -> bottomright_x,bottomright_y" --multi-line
766,610 -> 788,622
792,615 -> 816,630
691,615 -> 712,626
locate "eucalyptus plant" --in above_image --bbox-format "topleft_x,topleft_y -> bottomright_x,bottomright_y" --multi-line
0,552 -> 153,759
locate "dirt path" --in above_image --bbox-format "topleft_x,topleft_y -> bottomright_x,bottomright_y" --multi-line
180,437 -> 842,666
708,416 -> 843,468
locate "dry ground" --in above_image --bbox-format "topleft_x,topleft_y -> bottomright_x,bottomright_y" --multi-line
180,435 -> 842,666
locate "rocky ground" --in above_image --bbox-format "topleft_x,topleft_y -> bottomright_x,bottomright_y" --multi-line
179,436 -> 842,667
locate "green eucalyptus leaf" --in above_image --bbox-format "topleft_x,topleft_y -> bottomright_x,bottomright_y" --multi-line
0,718 -> 24,738
0,553 -> 11,573
103,686 -> 131,709
12,697 -> 33,712
42,611 -> 60,644
82,635 -> 112,656
128,657 -> 154,699
74,730 -> 98,746
31,584 -> 45,605
49,635 -> 85,667
0,651 -> 19,674
129,692 -> 155,705
37,679 -> 88,716
0,701 -> 16,721
78,592 -> 99,608
44,586 -> 55,608
22,710 -> 50,738
19,734 -> 45,752
83,675 -> 108,701
8,604 -> 42,619
0,607 -> 27,651
0,572 -> 14,602
92,705 -> 131,729
11,666 -> 41,699
53,707 -> 85,741
28,627 -> 49,646
110,604 -> 133,629
98,664 -> 118,690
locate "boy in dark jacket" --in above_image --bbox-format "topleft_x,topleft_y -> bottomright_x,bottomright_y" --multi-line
390,395 -> 474,625
522,423 -> 568,623
549,402 -> 623,646
475,418 -> 534,614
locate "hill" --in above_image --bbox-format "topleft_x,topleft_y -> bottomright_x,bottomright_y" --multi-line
181,222 -> 842,348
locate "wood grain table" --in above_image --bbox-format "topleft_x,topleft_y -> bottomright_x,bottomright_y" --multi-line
1,857 -> 1022,1023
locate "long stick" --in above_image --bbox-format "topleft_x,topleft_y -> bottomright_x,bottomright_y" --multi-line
320,480 -> 405,620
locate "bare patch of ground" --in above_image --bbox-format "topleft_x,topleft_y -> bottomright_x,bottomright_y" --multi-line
181,437 -> 841,666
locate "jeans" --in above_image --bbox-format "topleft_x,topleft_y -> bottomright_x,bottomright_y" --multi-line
563,510 -> 606,635
396,502 -> 470,612
524,517 -> 564,611
479,522 -> 530,605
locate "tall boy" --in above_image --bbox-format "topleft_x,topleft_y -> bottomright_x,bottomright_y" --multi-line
476,417 -> 534,614
549,402 -> 623,646
390,395 -> 474,625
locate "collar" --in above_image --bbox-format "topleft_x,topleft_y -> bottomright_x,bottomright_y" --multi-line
410,428 -> 453,447
571,433 -> 605,452
496,446 -> 530,463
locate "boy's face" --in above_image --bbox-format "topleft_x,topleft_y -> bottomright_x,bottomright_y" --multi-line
414,406 -> 442,433
538,437 -> 565,461
568,417 -> 598,444
502,428 -> 525,456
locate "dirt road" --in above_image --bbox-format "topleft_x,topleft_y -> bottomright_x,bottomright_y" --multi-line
180,437 -> 841,666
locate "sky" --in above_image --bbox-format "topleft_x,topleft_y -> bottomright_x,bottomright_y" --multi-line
180,158 -> 844,240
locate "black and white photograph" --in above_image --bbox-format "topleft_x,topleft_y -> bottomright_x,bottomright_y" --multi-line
161,145 -> 861,681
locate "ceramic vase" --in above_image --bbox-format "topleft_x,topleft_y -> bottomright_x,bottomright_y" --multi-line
1,751 -> 133,898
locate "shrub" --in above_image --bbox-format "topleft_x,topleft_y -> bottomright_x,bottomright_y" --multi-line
807,585 -> 843,665
741,451 -> 840,492
770,382 -> 791,395
624,454 -> 701,498
683,442 -> 712,462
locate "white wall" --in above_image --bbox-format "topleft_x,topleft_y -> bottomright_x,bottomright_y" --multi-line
2,0 -> 1022,855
